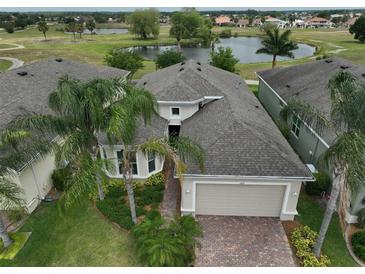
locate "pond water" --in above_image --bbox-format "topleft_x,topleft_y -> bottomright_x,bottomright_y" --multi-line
65,28 -> 128,35
129,37 -> 316,64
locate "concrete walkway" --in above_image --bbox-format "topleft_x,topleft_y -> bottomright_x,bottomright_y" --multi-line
0,56 -> 24,70
0,42 -> 25,51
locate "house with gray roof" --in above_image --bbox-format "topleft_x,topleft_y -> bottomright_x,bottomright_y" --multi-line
0,58 -> 129,212
100,60 -> 313,220
257,57 -> 365,223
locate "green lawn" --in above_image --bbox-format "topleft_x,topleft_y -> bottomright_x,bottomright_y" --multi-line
0,200 -> 137,267
296,193 -> 357,267
0,43 -> 14,49
1,24 -> 364,80
0,60 -> 11,71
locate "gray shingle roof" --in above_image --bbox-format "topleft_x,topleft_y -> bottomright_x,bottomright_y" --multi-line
257,58 -> 365,144
138,60 -> 311,178
0,58 -> 129,130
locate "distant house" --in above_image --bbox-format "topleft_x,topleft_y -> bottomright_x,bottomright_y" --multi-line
257,58 -> 365,223
0,58 -> 129,213
215,15 -> 231,26
252,18 -> 263,27
265,17 -> 290,29
344,17 -> 358,28
293,19 -> 305,28
236,19 -> 249,28
304,17 -> 334,28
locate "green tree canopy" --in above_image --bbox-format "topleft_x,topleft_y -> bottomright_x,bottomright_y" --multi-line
210,46 -> 239,72
155,49 -> 185,69
105,49 -> 144,78
37,20 -> 49,40
127,8 -> 160,39
349,16 -> 365,42
85,19 -> 96,34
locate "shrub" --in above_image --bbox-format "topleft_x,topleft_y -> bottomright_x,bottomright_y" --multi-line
137,186 -> 164,206
233,32 -> 238,38
0,238 -> 3,253
133,215 -> 201,266
291,226 -> 331,267
51,166 -> 71,192
145,172 -> 165,186
305,171 -> 331,196
276,120 -> 291,140
96,198 -> 134,230
219,29 -> 232,38
210,46 -> 238,73
357,208 -> 365,228
352,230 -> 365,261
107,185 -> 126,199
7,210 -> 26,223
105,49 -> 144,77
155,49 -> 185,69
144,209 -> 161,220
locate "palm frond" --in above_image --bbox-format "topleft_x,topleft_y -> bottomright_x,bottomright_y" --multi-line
0,176 -> 25,210
281,98 -> 331,135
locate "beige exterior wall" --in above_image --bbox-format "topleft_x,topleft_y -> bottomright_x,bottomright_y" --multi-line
15,153 -> 55,213
101,145 -> 164,179
158,103 -> 199,122
181,176 -> 303,220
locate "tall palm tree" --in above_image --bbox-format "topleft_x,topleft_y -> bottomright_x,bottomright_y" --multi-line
281,70 -> 365,258
6,76 -> 156,208
107,106 -> 205,225
256,28 -> 298,68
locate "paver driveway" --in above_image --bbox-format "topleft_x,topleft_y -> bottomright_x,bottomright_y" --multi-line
195,215 -> 296,267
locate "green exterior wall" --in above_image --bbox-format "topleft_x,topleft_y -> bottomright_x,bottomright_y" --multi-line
258,78 -> 365,217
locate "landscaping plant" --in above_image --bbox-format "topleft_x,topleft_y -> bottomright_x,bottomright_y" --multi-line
357,208 -> 365,229
155,49 -> 185,69
305,171 -> 331,196
291,226 -> 330,267
351,230 -> 365,262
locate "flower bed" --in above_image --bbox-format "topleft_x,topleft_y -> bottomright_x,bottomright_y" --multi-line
290,226 -> 331,267
96,172 -> 165,230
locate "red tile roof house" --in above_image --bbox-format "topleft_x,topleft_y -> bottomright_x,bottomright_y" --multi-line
214,15 -> 231,26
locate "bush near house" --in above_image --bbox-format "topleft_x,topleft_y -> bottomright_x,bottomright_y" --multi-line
219,29 -> 232,38
305,171 -> 331,196
291,225 -> 331,267
352,230 -> 365,261
96,172 -> 165,230
51,166 -> 72,192
357,208 -> 365,229
133,215 -> 202,266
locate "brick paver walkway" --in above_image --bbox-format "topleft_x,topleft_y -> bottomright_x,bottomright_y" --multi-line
195,215 -> 296,267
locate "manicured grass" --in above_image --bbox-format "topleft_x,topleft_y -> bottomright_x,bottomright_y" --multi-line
248,84 -> 259,97
0,200 -> 137,266
0,43 -> 14,49
0,59 -> 12,71
133,60 -> 156,79
296,192 -> 357,266
1,24 -> 364,81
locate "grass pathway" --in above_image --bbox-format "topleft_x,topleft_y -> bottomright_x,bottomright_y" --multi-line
0,201 -> 137,267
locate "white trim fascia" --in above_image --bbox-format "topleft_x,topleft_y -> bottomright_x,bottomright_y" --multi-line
157,96 -> 224,105
257,75 -> 330,149
179,174 -> 315,182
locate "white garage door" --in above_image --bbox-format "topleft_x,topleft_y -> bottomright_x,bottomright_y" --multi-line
196,184 -> 286,217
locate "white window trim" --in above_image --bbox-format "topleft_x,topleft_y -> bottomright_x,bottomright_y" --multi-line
170,106 -> 181,119
147,152 -> 156,173
291,115 -> 301,139
114,149 -> 139,176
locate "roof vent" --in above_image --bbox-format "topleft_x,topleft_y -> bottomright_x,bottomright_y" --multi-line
17,71 -> 28,76
286,84 -> 291,88
295,92 -> 300,96
196,61 -> 201,65
362,73 -> 365,78
143,81 -> 147,85
181,62 -> 185,65
255,105 -> 259,109
340,65 -> 349,69
197,67 -> 201,71
55,58 -> 63,62
179,67 -> 184,72
325,59 -> 333,63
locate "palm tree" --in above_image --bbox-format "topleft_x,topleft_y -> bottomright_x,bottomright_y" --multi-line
0,177 -> 24,248
107,97 -> 203,224
281,70 -> 365,258
6,76 -> 156,208
256,28 -> 298,68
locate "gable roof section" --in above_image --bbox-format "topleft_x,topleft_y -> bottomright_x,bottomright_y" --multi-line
257,58 -> 365,143
139,60 -> 311,178
0,58 -> 129,130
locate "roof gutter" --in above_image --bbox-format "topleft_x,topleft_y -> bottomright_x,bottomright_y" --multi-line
157,96 -> 224,105
256,74 -> 330,149
178,173 -> 315,182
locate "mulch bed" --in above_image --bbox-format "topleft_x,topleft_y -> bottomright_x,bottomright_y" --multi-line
282,220 -> 302,266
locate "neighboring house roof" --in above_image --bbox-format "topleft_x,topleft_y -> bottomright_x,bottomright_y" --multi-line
215,16 -> 231,24
306,17 -> 331,23
344,17 -> 358,26
236,19 -> 249,26
138,60 -> 311,178
0,58 -> 129,130
257,58 -> 365,144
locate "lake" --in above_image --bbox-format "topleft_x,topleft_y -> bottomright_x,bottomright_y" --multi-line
65,28 -> 128,35
129,37 -> 316,64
